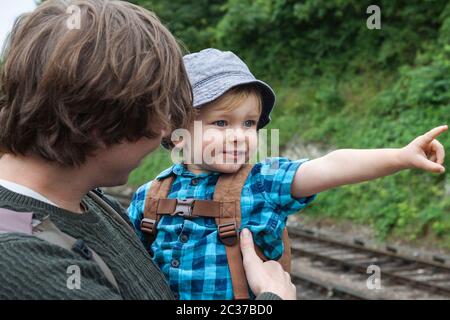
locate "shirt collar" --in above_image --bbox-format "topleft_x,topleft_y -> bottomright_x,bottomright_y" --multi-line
155,162 -> 221,180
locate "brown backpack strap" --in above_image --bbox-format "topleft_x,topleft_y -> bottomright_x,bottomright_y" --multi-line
141,175 -> 221,240
141,175 -> 175,241
214,164 -> 254,300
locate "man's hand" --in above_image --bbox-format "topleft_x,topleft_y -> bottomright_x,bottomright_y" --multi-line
240,228 -> 296,300
400,125 -> 447,173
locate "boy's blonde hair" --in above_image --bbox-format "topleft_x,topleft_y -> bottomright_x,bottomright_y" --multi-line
201,84 -> 262,115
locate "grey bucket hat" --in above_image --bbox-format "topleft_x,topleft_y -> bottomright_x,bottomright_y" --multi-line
183,48 -> 276,129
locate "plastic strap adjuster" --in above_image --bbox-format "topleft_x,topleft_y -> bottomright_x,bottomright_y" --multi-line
141,218 -> 156,235
218,222 -> 238,246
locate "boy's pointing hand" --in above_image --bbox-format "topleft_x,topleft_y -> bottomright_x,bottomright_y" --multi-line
401,125 -> 447,173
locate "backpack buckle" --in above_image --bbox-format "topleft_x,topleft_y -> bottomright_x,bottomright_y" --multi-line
173,198 -> 195,218
141,218 -> 156,235
218,222 -> 238,246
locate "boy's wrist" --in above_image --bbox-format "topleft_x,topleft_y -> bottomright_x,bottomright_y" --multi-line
396,147 -> 414,170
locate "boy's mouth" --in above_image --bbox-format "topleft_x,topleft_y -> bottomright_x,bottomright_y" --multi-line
223,150 -> 245,155
222,150 -> 246,161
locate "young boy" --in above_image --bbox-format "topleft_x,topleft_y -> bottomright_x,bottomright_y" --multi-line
128,48 -> 447,300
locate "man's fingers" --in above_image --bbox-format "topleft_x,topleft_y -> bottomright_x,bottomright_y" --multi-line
240,228 -> 262,265
422,125 -> 448,144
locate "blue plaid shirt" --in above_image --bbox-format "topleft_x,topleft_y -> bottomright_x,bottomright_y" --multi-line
128,157 -> 317,300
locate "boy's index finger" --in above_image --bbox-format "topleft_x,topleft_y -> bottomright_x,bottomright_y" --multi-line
422,125 -> 448,143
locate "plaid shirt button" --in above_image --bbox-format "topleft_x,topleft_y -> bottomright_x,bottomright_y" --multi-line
180,234 -> 189,243
171,259 -> 180,268
190,178 -> 198,186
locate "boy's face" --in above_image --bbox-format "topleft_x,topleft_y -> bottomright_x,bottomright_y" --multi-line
181,94 -> 261,174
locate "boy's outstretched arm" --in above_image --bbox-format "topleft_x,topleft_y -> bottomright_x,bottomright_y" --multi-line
291,125 -> 448,198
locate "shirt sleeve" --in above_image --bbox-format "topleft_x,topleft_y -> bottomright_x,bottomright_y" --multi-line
127,181 -> 152,245
257,157 -> 317,216
255,292 -> 282,300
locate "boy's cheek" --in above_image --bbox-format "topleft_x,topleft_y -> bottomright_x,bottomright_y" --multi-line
245,133 -> 258,150
200,138 -> 223,160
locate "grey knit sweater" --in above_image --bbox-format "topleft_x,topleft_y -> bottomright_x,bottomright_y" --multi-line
0,186 -> 280,300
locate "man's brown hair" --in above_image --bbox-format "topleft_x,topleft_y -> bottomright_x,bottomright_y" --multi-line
0,0 -> 193,166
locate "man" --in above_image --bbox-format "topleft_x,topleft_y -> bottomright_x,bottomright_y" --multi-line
0,0 -> 295,299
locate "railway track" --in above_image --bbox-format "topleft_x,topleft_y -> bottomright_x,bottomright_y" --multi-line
104,188 -> 450,300
288,224 -> 450,299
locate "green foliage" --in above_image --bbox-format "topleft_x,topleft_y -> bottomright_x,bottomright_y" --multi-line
127,0 -> 450,248
127,0 -> 226,52
128,147 -> 172,186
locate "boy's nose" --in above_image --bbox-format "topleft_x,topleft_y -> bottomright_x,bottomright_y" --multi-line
225,129 -> 238,141
225,128 -> 247,145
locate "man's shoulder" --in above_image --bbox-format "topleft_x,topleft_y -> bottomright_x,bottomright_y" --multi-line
0,232 -> 41,245
0,232 -> 120,300
0,231 -> 78,263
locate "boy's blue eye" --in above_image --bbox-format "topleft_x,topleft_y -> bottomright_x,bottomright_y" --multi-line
244,120 -> 256,128
214,120 -> 227,127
